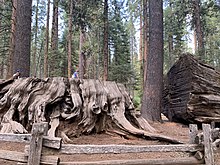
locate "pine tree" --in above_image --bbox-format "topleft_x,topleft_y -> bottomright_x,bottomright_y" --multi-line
108,0 -> 132,84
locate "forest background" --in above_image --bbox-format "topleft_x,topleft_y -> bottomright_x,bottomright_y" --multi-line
0,0 -> 220,122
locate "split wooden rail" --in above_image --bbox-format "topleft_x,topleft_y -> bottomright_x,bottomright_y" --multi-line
0,122 -> 219,165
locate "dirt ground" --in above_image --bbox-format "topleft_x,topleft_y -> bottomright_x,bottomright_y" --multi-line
0,121 -> 219,164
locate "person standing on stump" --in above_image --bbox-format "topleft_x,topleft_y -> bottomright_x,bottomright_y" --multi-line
72,70 -> 79,78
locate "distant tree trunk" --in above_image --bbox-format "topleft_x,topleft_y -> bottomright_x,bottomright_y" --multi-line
37,39 -> 44,78
67,0 -> 73,78
168,34 -> 173,68
13,0 -> 32,77
103,0 -> 109,81
141,0 -> 163,122
193,30 -> 197,53
79,29 -> 86,79
50,0 -> 59,77
44,0 -> 50,78
0,1 -> 3,78
32,0 -> 39,77
7,0 -> 17,78
168,1 -> 173,69
139,1 -> 143,82
193,0 -> 205,60
0,1 -> 1,34
143,0 -> 148,85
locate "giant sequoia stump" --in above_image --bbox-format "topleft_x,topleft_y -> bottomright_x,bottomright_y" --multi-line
163,53 -> 220,124
0,77 -> 181,144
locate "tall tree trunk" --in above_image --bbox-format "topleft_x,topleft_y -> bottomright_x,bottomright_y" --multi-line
7,0 -> 17,78
50,0 -> 59,77
103,0 -> 109,81
79,29 -> 85,79
67,0 -> 73,78
44,0 -> 50,78
13,0 -> 32,77
32,0 -> 39,77
143,0 -> 148,85
141,0 -> 163,122
193,0 -> 205,60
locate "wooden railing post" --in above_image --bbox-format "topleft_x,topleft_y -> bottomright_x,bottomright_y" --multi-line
202,124 -> 215,165
189,124 -> 198,144
27,122 -> 48,165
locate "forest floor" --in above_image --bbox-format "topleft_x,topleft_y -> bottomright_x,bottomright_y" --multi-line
0,119 -> 220,164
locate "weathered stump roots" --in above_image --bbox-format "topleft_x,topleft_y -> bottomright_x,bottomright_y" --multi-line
0,77 -> 181,144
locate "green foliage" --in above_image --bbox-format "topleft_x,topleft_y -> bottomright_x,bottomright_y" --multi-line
0,1 -> 12,78
1,0 -> 219,107
163,0 -> 191,73
30,0 -> 47,77
164,0 -> 220,71
108,0 -> 133,84
59,0 -> 104,78
60,0 -> 102,31
202,0 -> 220,67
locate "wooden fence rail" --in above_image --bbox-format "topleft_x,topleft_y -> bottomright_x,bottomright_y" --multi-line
0,123 -> 218,165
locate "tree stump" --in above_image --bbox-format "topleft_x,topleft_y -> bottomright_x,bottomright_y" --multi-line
0,77 -> 181,144
163,53 -> 220,124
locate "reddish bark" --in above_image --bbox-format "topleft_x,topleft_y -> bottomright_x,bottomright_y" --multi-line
141,0 -> 163,122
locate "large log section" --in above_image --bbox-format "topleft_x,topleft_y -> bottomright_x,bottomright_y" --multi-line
0,77 -> 181,144
163,53 -> 220,123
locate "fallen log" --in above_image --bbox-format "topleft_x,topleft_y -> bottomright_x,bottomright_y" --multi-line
163,53 -> 220,123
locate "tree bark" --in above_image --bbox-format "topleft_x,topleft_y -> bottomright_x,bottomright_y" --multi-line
103,0 -> 109,81
143,0 -> 148,85
13,0 -> 32,77
141,0 -> 163,122
44,0 -> 50,78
